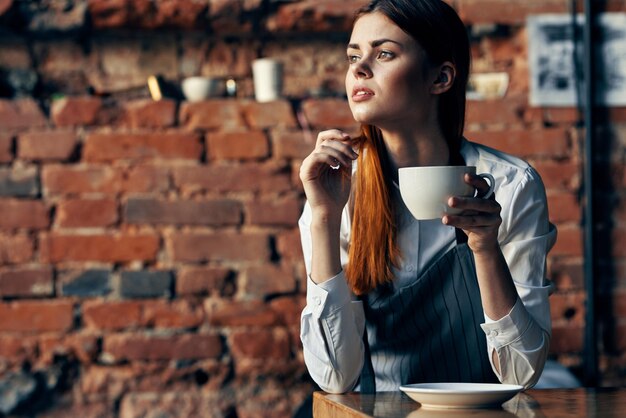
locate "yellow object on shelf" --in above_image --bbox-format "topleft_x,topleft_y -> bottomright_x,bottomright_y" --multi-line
147,75 -> 162,101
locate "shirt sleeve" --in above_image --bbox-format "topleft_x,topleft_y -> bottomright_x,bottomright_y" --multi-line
298,202 -> 366,394
481,166 -> 557,388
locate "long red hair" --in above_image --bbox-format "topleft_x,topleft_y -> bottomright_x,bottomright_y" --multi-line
344,0 -> 470,295
345,125 -> 400,295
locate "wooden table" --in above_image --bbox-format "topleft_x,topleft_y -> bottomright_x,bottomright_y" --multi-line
313,388 -> 626,418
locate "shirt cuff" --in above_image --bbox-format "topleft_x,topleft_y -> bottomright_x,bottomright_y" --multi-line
306,270 -> 351,319
480,298 -> 531,349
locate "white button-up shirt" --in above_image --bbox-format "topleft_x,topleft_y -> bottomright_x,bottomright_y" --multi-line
299,139 -> 557,393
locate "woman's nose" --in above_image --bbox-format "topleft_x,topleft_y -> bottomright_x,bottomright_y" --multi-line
351,60 -> 373,79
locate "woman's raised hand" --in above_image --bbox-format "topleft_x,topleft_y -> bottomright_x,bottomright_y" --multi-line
299,129 -> 359,220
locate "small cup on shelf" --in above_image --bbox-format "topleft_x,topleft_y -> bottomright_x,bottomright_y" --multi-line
181,76 -> 222,102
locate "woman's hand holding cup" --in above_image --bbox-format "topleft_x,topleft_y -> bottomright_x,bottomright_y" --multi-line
442,172 -> 502,255
398,166 -> 500,256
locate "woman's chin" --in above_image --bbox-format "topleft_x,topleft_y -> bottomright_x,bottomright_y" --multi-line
350,110 -> 376,125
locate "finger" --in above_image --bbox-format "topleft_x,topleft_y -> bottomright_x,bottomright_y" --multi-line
442,213 -> 501,229
448,196 -> 501,214
318,140 -> 358,161
301,153 -> 343,182
313,147 -> 354,170
315,129 -> 352,148
317,139 -> 359,158
465,173 -> 491,198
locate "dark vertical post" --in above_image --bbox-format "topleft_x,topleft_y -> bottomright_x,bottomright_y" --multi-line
583,0 -> 597,387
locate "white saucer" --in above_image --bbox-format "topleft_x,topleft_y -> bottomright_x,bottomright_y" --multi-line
399,383 -> 524,409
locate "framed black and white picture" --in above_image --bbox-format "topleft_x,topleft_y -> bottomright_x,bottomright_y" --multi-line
528,13 -> 626,106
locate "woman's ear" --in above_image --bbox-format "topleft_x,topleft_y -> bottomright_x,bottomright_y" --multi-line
430,62 -> 456,95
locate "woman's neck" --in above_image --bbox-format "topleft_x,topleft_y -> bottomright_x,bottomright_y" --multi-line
379,124 -> 450,171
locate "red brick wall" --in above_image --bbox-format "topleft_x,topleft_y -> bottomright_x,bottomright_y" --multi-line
0,0 -> 626,416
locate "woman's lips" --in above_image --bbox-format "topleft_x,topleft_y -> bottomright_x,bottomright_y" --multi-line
352,87 -> 374,102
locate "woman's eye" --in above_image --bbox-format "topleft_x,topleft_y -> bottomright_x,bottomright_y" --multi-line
347,55 -> 360,64
378,50 -> 394,60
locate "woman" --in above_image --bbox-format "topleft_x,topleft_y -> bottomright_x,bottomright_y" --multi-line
298,0 -> 556,394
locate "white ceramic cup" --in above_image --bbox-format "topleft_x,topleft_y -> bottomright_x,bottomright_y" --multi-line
181,76 -> 221,102
252,58 -> 282,102
398,166 -> 496,220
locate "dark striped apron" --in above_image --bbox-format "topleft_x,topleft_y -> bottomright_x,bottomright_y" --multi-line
359,230 -> 499,392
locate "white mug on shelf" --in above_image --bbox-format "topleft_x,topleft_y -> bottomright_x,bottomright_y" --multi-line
252,58 -> 282,102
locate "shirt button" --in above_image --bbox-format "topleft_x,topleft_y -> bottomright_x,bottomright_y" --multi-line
313,297 -> 321,306
406,264 -> 414,272
490,330 -> 499,338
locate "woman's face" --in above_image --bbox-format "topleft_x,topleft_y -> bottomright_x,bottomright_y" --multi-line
345,12 -> 435,128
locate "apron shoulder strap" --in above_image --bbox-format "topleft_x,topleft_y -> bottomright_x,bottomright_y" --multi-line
455,228 -> 468,245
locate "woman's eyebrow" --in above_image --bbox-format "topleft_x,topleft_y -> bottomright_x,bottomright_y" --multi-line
347,39 -> 403,50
